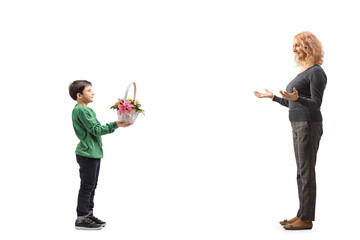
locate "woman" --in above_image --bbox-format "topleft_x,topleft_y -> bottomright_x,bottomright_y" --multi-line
254,31 -> 327,230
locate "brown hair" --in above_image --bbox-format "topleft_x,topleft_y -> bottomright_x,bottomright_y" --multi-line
294,31 -> 324,66
69,80 -> 92,100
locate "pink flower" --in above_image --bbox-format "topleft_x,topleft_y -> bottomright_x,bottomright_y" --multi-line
118,99 -> 135,116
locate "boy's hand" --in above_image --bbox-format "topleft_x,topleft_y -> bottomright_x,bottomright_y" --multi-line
116,121 -> 132,127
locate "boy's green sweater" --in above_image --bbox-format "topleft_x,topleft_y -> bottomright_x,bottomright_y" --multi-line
72,104 -> 118,158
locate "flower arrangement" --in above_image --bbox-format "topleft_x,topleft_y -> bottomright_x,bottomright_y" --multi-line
110,98 -> 145,116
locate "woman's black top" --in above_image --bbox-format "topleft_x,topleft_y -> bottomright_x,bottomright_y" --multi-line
273,65 -> 327,122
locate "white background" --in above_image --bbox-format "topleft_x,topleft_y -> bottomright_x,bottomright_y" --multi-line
0,0 -> 359,239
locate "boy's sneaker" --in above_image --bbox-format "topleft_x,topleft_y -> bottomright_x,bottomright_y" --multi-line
75,217 -> 103,230
88,214 -> 106,227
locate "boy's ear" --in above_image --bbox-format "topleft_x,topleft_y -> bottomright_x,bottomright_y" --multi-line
76,92 -> 82,99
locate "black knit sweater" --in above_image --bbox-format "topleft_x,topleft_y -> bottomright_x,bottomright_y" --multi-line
273,65 -> 327,122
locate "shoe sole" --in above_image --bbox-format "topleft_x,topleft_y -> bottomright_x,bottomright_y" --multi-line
75,226 -> 103,230
284,227 -> 312,230
283,224 -> 313,230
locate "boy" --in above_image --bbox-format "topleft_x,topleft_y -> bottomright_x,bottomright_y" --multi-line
69,80 -> 131,230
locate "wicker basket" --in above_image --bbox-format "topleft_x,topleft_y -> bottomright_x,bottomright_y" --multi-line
117,82 -> 139,124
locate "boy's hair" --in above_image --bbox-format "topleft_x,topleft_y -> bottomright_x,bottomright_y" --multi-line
69,80 -> 92,100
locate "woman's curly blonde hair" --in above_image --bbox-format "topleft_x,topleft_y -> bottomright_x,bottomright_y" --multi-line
294,31 -> 324,66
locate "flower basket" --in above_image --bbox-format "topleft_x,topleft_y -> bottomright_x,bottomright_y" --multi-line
110,82 -> 144,124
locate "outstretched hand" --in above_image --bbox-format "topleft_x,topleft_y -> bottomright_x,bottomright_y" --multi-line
280,87 -> 299,101
254,89 -> 274,99
116,121 -> 132,127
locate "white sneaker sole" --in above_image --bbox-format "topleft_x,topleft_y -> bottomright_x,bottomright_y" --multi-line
75,226 -> 103,230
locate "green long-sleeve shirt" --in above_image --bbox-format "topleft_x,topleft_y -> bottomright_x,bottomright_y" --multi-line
72,104 -> 118,158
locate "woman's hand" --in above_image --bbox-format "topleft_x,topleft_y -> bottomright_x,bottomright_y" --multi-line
280,87 -> 299,101
254,89 -> 274,99
116,121 -> 132,127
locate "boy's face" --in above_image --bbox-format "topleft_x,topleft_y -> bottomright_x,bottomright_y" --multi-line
77,85 -> 94,104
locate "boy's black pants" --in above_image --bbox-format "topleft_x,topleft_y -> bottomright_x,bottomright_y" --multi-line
76,154 -> 101,217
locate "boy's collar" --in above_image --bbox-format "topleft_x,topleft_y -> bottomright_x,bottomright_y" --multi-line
77,103 -> 88,108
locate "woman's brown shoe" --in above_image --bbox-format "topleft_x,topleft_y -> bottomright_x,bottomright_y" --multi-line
283,219 -> 313,230
279,217 -> 299,226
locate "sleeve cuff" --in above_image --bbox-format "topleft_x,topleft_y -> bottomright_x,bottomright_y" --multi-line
112,121 -> 119,129
296,96 -> 305,104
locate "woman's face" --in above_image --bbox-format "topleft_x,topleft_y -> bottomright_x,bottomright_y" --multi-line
293,38 -> 306,62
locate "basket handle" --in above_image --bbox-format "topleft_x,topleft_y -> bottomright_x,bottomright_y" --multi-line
124,82 -> 136,101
